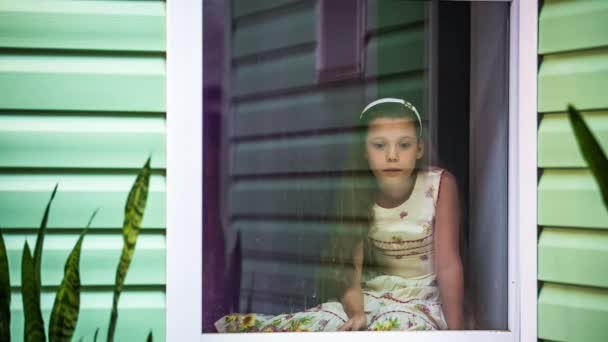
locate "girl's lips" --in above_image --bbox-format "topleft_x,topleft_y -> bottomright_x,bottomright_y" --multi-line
382,169 -> 403,176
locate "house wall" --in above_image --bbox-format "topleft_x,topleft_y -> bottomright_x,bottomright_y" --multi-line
228,0 -> 427,314
0,1 -> 166,341
537,1 -> 608,341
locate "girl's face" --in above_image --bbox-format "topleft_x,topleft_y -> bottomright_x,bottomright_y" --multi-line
365,117 -> 423,199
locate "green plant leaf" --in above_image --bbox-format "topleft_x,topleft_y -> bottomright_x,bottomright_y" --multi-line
107,158 -> 151,342
34,184 -> 58,296
93,328 -> 99,342
146,330 -> 152,342
0,228 -> 10,342
22,242 -> 46,341
568,105 -> 608,210
48,210 -> 98,342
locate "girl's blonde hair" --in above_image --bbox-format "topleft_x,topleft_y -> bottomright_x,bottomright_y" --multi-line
316,99 -> 427,303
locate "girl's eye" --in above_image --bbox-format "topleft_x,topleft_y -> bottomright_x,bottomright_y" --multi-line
372,143 -> 385,149
400,143 -> 411,149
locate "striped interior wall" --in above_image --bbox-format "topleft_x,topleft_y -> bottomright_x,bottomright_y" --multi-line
537,1 -> 608,341
229,0 -> 426,314
0,1 -> 166,341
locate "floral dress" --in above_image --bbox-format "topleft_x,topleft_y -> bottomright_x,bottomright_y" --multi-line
214,168 -> 448,332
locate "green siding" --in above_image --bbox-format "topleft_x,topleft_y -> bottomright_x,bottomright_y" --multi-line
539,227 -> 608,288
365,26 -> 425,78
232,0 -> 303,18
232,1 -> 315,59
0,1 -> 165,52
538,1 -> 608,341
0,53 -> 165,112
538,49 -> 608,113
0,1 -> 166,341
366,0 -> 424,32
539,0 -> 608,55
538,284 -> 608,342
538,170 -> 608,229
538,111 -> 608,168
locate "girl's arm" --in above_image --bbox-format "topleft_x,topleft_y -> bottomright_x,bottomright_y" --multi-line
434,171 -> 464,330
338,240 -> 367,331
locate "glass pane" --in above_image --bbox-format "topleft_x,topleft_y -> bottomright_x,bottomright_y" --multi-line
202,0 -> 509,333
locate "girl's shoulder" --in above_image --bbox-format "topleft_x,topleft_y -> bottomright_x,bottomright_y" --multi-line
418,167 -> 454,205
419,166 -> 446,183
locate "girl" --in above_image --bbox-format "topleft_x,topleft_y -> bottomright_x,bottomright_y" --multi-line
215,98 -> 464,332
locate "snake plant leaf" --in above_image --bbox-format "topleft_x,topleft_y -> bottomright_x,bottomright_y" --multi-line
48,210 -> 98,342
146,330 -> 152,342
0,228 -> 10,342
34,184 -> 58,294
568,105 -> 608,210
22,242 -> 46,341
107,158 -> 151,342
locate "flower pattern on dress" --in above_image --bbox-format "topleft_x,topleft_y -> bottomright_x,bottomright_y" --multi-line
318,319 -> 330,331
286,316 -> 312,332
421,222 -> 432,234
371,317 -> 400,331
262,325 -> 279,332
415,304 -> 431,314
425,185 -> 435,199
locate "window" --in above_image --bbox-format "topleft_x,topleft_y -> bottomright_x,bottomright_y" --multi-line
316,0 -> 364,83
166,0 -> 538,341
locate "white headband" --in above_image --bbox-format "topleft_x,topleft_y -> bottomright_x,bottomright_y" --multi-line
360,98 -> 423,135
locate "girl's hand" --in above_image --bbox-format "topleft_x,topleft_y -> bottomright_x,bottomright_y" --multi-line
338,313 -> 367,331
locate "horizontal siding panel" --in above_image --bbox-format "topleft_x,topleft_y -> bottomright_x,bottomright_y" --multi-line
365,27 -> 425,78
10,290 -> 165,341
0,174 -> 165,228
230,176 -> 374,218
241,258 -> 317,298
239,291 -> 304,315
232,0 -> 304,18
0,53 -> 165,112
232,1 -> 315,58
231,86 -> 365,138
538,170 -> 608,229
0,115 -> 165,169
5,233 -> 165,287
539,227 -> 608,288
538,111 -> 608,168
539,0 -> 608,55
538,283 -> 608,342
538,49 -> 608,113
238,289 -> 313,315
366,0 -> 425,32
236,220 -> 330,261
368,76 -> 425,110
0,1 -> 165,51
240,258 -> 318,314
232,133 -> 356,175
232,74 -> 424,138
233,49 -> 315,98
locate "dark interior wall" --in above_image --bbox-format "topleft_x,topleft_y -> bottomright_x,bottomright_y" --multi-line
437,1 -> 470,239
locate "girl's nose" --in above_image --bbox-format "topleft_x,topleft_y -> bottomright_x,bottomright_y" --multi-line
387,146 -> 398,162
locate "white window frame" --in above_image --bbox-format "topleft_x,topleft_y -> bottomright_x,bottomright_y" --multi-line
165,0 -> 538,341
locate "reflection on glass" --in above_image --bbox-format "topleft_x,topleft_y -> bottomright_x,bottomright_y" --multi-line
203,0 -> 509,333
